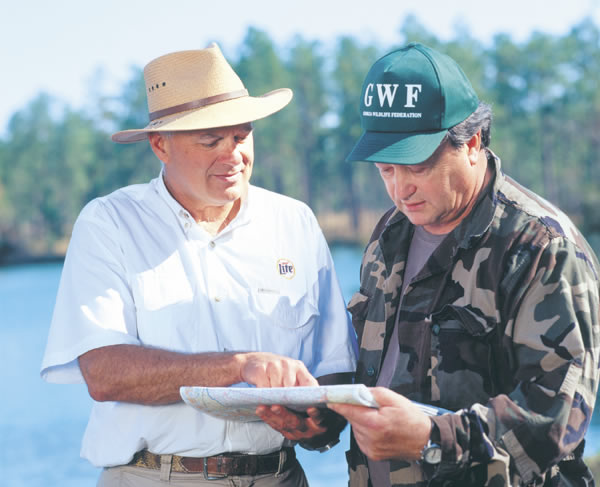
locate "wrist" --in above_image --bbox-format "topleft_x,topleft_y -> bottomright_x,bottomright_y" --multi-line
233,352 -> 249,383
299,436 -> 340,453
419,420 -> 442,465
298,409 -> 345,452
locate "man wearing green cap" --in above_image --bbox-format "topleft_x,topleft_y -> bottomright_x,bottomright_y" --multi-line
328,43 -> 599,486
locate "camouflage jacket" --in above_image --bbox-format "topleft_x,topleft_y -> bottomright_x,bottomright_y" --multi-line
347,151 -> 599,486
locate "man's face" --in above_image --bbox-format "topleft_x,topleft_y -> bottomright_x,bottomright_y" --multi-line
153,123 -> 254,212
375,139 -> 482,235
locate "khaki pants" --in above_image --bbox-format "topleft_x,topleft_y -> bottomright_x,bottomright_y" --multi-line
97,456 -> 309,487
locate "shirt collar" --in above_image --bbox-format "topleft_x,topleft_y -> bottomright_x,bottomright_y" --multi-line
153,168 -> 194,234
153,168 -> 253,237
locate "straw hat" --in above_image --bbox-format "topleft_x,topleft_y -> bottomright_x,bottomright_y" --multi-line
112,43 -> 293,143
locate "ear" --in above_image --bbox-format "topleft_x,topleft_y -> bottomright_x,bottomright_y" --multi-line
466,130 -> 481,165
148,132 -> 171,164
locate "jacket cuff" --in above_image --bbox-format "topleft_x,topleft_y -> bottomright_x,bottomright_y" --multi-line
430,412 -> 471,468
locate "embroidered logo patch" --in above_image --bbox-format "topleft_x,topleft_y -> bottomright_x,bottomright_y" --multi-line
277,258 -> 296,279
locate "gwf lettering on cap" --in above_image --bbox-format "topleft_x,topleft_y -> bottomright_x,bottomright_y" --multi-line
363,83 -> 423,115
346,42 -> 479,165
277,258 -> 296,279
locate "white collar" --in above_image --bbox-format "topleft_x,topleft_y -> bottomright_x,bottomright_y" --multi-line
154,168 -> 252,237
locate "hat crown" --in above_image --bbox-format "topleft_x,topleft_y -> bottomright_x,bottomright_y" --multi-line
111,43 -> 293,144
143,45 -> 246,114
359,42 -> 478,133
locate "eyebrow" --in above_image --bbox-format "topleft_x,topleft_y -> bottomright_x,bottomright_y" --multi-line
198,124 -> 253,140
196,132 -> 221,141
236,123 -> 254,135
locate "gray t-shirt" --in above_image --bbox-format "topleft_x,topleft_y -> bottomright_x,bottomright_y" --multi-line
368,225 -> 446,487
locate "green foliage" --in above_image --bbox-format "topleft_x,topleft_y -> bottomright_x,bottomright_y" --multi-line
1,19 -> 600,259
329,36 -> 380,227
235,28 -> 295,196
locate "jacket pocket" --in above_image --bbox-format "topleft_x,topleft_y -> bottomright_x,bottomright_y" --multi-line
430,305 -> 504,409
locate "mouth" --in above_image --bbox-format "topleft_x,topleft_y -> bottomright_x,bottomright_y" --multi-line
402,201 -> 425,211
213,169 -> 243,182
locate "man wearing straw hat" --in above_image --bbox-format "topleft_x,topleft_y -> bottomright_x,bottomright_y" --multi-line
40,43 -> 357,486
328,43 -> 599,486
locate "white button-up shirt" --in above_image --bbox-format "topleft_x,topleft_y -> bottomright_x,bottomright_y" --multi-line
41,173 -> 357,467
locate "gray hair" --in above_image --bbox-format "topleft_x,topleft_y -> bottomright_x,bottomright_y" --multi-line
443,102 -> 493,149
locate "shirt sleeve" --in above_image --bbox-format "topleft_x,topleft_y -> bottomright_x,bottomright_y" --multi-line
303,207 -> 358,379
40,200 -> 140,384
430,237 -> 599,484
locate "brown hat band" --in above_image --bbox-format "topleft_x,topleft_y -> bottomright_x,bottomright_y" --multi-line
148,89 -> 249,121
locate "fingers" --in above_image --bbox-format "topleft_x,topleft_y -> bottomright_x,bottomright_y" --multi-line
295,367 -> 319,387
369,386 -> 411,407
240,352 -> 317,388
257,405 -> 327,440
327,403 -> 373,424
263,358 -> 308,387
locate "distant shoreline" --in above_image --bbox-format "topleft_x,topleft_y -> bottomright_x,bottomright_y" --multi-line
0,209 -> 385,268
0,253 -> 65,268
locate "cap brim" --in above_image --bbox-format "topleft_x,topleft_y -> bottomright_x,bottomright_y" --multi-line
346,130 -> 448,165
112,88 -> 293,144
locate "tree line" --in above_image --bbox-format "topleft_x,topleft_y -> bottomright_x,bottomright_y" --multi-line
1,16 -> 600,263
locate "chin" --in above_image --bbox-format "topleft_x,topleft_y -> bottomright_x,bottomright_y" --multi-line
219,187 -> 244,204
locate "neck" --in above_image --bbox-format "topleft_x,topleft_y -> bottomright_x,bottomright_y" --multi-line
161,174 -> 245,236
193,199 -> 241,236
459,150 -> 491,219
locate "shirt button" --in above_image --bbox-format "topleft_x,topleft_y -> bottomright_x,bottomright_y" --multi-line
214,296 -> 221,303
209,241 -> 216,248
367,366 -> 375,377
432,323 -> 441,336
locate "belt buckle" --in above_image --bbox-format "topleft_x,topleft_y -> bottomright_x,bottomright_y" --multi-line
203,457 -> 228,480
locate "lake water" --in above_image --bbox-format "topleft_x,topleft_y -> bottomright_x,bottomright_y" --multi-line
1,246 -> 598,487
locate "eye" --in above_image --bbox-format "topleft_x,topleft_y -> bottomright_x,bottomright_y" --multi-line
198,137 -> 220,148
409,164 -> 430,175
235,131 -> 252,144
377,165 -> 394,177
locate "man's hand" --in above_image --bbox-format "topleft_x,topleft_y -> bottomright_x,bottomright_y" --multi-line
256,405 -> 328,441
255,372 -> 352,444
328,387 -> 432,461
241,353 -> 327,441
238,352 -> 318,388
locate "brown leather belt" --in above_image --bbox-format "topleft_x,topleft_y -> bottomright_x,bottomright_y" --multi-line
129,447 -> 296,477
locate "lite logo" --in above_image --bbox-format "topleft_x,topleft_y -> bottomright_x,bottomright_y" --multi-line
363,83 -> 422,108
277,259 -> 296,279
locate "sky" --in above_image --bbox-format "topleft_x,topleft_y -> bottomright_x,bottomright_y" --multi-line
2,0 -> 599,135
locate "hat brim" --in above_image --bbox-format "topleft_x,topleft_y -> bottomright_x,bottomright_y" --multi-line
112,88 -> 293,144
345,129 -> 448,165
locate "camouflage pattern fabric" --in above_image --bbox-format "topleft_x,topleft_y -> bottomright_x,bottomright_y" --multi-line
347,150 -> 599,486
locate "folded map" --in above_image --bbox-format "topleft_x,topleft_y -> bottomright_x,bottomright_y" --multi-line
180,384 -> 448,422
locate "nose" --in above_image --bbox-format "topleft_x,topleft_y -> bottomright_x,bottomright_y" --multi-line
392,167 -> 416,202
217,136 -> 244,166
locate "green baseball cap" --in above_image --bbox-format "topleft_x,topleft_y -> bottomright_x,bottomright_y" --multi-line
346,42 -> 479,165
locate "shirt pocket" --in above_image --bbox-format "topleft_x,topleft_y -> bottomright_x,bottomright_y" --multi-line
430,304 -> 502,410
250,287 -> 319,330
